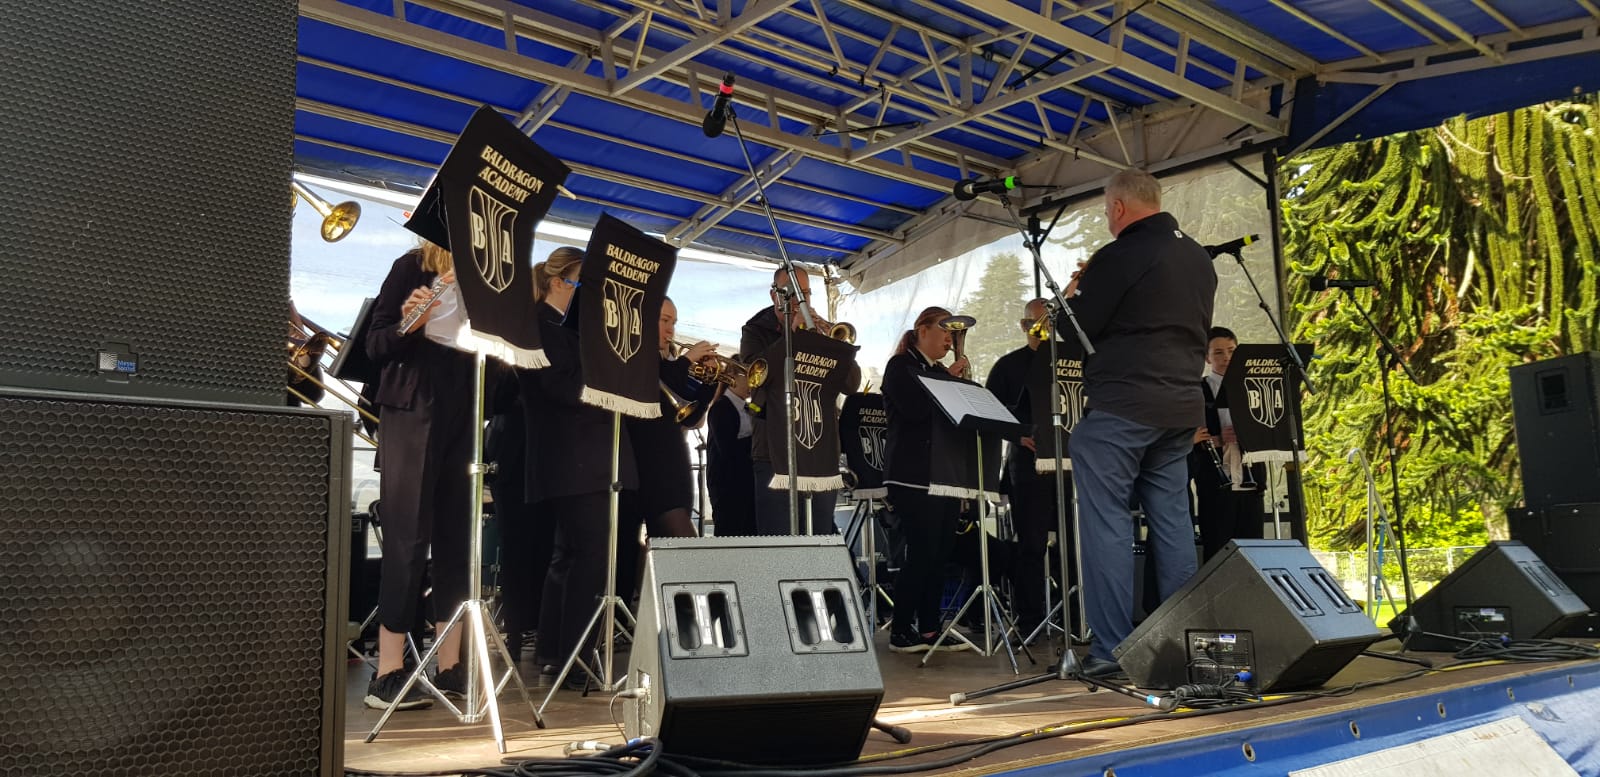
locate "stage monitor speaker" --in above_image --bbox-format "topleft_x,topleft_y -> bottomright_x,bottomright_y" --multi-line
1,0 -> 295,404
1391,541 -> 1591,651
1114,539 -> 1383,693
1509,503 -> 1600,638
1511,353 -> 1600,508
624,536 -> 884,766
0,388 -> 350,776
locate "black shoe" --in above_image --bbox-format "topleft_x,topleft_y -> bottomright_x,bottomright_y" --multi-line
364,669 -> 433,711
1079,656 -> 1127,680
432,664 -> 467,698
888,630 -> 931,653
924,630 -> 971,652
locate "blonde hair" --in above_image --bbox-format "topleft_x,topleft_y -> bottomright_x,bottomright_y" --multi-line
532,246 -> 584,304
895,306 -> 951,356
418,240 -> 452,274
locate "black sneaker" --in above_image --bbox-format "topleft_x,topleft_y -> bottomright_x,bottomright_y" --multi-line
432,664 -> 467,698
888,630 -> 931,653
924,630 -> 971,652
364,669 -> 433,711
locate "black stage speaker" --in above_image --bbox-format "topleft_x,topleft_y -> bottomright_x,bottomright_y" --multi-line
624,536 -> 884,765
1115,539 -> 1382,692
1511,353 -> 1600,508
1,0 -> 295,403
1391,541 -> 1591,650
1510,503 -> 1600,638
0,388 -> 351,776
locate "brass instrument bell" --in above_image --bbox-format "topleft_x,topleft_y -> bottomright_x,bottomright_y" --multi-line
292,179 -> 362,242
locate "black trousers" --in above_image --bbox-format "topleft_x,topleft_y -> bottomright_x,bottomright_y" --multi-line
1007,462 -> 1072,624
1190,452 -> 1266,561
492,486 -> 555,639
752,459 -> 839,535
535,492 -> 613,664
889,485 -> 960,635
376,398 -> 472,635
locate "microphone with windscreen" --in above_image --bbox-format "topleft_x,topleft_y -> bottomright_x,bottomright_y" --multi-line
702,73 -> 736,138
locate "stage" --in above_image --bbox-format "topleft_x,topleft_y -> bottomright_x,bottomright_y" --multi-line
342,633 -> 1600,776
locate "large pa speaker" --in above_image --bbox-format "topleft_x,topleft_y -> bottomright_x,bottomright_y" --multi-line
1,0 -> 295,403
1510,503 -> 1600,638
0,388 -> 350,776
1511,353 -> 1600,508
1114,539 -> 1383,692
624,536 -> 884,765
1390,541 -> 1591,651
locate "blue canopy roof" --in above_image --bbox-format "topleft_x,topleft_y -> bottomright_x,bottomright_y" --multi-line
294,0 -> 1600,273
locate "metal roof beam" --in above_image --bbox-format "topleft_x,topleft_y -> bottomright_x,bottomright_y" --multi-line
1317,17 -> 1600,83
666,149 -> 807,246
1147,1 -> 1317,74
956,0 -> 1286,133
1395,0 -> 1502,61
613,0 -> 790,95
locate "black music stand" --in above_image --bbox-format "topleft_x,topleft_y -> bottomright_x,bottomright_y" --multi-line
1219,343 -> 1313,541
915,374 -> 1028,670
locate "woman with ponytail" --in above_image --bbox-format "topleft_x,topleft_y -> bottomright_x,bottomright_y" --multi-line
881,306 -> 971,653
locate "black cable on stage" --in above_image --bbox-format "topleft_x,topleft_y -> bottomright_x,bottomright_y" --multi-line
1452,638 -> 1600,663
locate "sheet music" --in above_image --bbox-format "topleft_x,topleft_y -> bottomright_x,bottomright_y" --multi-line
918,375 -> 1019,426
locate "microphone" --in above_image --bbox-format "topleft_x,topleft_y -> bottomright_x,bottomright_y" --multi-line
702,72 -> 736,138
952,176 -> 1017,201
1203,234 -> 1260,258
1309,275 -> 1378,290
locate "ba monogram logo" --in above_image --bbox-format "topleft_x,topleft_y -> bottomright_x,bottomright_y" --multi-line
601,278 -> 644,361
1057,379 -> 1087,432
1247,375 -> 1286,428
468,186 -> 516,293
795,378 -> 825,450
859,424 -> 886,470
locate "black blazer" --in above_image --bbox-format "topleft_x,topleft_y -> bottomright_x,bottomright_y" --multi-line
706,394 -> 753,493
519,307 -> 639,504
881,347 -> 944,487
365,250 -> 472,412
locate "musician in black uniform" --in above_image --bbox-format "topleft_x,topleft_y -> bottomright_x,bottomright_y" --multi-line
984,297 -> 1065,638
1189,326 -> 1265,560
363,241 -> 474,709
520,254 -> 640,687
882,306 -> 972,653
740,267 -> 859,535
488,247 -> 582,661
706,372 -> 756,537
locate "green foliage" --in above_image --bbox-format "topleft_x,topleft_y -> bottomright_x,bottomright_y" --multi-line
1281,95 -> 1600,550
957,252 -> 1033,382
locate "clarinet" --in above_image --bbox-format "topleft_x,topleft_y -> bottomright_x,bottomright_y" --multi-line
1204,438 -> 1232,489
396,276 -> 454,335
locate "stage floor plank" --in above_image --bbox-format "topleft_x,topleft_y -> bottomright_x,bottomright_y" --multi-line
342,632 -> 1595,775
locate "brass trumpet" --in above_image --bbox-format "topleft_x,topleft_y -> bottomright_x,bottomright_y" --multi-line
291,180 -> 362,243
671,339 -> 768,389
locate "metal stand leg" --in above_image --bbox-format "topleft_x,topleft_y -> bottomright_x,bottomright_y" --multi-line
843,498 -> 894,630
923,437 -> 1034,672
538,412 -> 636,715
368,354 -> 544,751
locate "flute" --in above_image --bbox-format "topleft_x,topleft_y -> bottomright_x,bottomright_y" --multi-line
396,276 -> 454,335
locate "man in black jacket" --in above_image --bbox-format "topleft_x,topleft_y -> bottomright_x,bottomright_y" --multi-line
1063,170 -> 1216,677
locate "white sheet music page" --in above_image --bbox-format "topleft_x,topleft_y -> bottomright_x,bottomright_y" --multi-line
917,375 -> 1019,425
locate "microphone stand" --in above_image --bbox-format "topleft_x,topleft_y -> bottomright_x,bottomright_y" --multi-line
723,107 -> 817,536
1217,248 -> 1312,541
1341,287 -> 1421,626
953,194 -> 1098,704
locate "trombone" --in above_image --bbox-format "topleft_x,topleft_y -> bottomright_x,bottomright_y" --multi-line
287,316 -> 381,447
292,179 -> 362,243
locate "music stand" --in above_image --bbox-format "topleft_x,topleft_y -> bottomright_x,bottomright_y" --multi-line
914,375 -> 1029,669
1219,343 -> 1313,540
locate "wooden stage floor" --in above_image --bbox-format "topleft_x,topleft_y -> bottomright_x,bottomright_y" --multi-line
340,632 -> 1599,775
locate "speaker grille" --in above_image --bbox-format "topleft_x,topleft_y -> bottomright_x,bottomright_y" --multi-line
0,0 -> 295,403
0,393 -> 344,776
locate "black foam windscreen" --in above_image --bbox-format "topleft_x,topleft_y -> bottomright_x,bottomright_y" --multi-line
0,0 -> 296,403
0,389 -> 350,776
1115,540 -> 1383,692
1511,353 -> 1600,508
625,536 -> 883,766
1391,541 -> 1591,651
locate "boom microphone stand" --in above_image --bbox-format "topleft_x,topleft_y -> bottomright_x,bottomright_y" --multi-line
721,104 -> 818,536
368,353 -> 545,751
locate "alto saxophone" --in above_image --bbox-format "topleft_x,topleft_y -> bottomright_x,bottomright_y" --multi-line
396,276 -> 454,335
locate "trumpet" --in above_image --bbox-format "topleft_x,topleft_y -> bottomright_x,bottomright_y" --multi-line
671,339 -> 768,389
396,276 -> 454,335
292,179 -> 361,243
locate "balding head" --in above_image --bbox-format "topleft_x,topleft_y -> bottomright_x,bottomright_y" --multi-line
1020,297 -> 1048,346
1104,169 -> 1162,237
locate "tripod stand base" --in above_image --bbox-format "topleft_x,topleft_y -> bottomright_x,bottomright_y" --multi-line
538,595 -> 636,715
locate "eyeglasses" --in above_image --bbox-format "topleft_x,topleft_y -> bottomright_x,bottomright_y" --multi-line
562,278 -> 581,288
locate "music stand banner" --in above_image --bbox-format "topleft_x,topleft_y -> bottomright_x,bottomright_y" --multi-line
577,213 -> 677,418
766,329 -> 856,492
403,105 -> 569,368
1029,337 -> 1087,473
840,392 -> 888,499
1222,343 -> 1313,464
